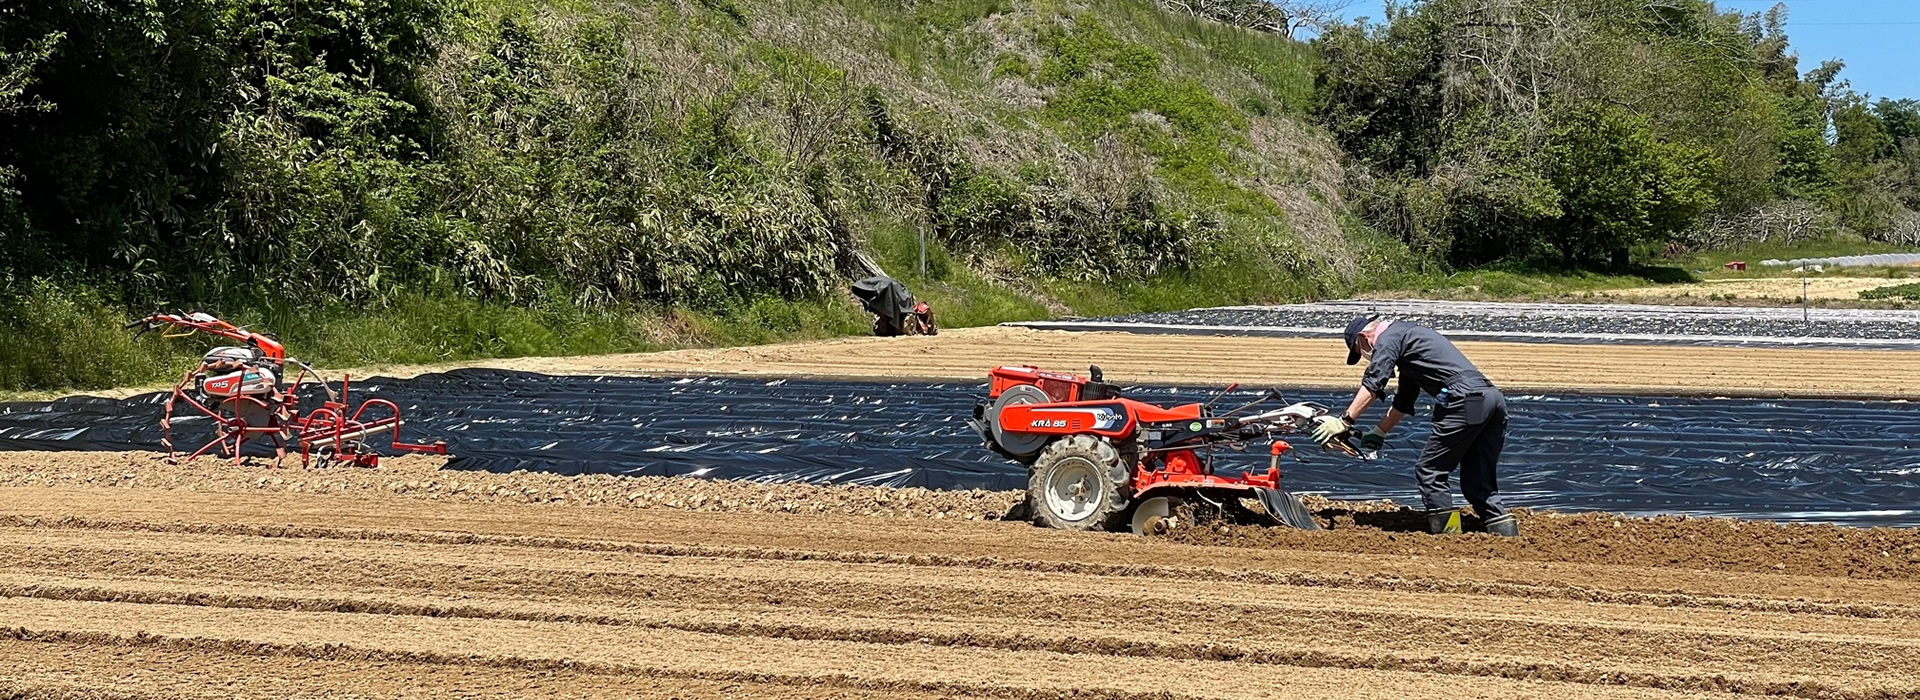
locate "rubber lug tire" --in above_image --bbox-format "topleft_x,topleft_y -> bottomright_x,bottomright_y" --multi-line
1028,435 -> 1130,532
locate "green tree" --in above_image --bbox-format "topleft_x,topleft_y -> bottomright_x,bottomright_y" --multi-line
1541,106 -> 1719,267
1877,99 -> 1920,213
0,0 -> 234,277
0,0 -> 445,297
1315,0 -> 1900,267
1879,99 -> 1920,145
0,28 -> 62,243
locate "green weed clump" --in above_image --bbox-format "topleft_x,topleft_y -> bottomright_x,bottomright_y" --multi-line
0,280 -> 884,395
0,281 -> 187,392
1860,282 -> 1920,301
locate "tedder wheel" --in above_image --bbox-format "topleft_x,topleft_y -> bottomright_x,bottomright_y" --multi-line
1028,435 -> 1130,531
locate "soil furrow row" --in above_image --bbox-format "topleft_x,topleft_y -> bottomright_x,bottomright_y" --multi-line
0,603 -> 1742,700
0,683 -> 163,700
1,577 -> 1911,690
13,520 -> 1917,640
0,626 -> 1201,700
0,611 -> 1895,700
11,540 -> 1920,644
4,515 -> 1908,621
0,608 -> 1901,700
12,545 -> 1915,643
0,639 -> 986,700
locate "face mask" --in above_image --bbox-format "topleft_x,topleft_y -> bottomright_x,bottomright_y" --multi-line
1357,321 -> 1386,359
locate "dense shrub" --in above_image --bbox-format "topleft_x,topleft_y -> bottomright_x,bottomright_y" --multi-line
0,1 -> 875,309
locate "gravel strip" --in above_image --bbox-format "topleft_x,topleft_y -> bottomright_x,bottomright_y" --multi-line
1027,299 -> 1920,346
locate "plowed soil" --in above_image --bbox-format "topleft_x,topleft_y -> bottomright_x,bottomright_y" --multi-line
365,326 -> 1920,399
1,454 -> 1917,698
5,451 -> 1917,581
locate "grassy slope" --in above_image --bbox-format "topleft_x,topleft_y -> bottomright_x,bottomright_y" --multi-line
806,0 -> 1361,314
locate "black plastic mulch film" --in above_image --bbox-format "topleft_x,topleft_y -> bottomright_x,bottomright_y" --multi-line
3,370 -> 1917,526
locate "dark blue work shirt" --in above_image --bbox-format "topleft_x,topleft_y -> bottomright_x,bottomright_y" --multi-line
1361,321 -> 1492,415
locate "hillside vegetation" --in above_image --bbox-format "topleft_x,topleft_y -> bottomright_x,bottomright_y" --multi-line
1,0 -> 1915,391
1,0 -> 1374,390
1314,1 -> 1920,269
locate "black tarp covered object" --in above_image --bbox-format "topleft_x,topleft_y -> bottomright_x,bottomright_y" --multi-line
850,275 -> 919,336
2,370 -> 1917,526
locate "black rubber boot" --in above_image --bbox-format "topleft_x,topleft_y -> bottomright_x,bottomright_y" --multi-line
1484,514 -> 1519,537
1426,508 -> 1461,535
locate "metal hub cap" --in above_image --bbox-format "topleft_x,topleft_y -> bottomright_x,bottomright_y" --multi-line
1044,457 -> 1104,522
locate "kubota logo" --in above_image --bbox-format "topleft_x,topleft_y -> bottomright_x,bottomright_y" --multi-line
1029,406 -> 1126,431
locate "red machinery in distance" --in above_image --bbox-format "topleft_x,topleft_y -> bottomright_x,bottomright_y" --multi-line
128,312 -> 447,467
973,364 -> 1366,534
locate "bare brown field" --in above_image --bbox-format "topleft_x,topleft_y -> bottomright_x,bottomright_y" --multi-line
7,321 -> 1916,697
0,459 -> 1914,699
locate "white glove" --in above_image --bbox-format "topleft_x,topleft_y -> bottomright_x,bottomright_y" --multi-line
1310,415 -> 1350,444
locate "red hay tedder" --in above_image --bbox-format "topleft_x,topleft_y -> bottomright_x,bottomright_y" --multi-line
127,312 -> 447,467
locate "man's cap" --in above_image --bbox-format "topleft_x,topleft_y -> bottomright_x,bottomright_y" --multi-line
1343,315 -> 1376,365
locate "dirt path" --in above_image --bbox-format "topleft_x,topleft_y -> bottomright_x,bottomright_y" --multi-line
335,326 -> 1920,399
0,482 -> 1914,698
1596,276 -> 1907,302
30,325 -> 1920,402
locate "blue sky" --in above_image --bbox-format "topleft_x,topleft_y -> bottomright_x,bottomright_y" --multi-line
1334,0 -> 1920,101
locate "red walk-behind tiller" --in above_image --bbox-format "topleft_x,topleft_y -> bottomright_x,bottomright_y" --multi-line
969,365 -> 1369,534
127,312 -> 447,468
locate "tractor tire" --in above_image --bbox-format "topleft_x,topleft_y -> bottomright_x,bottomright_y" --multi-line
1028,435 -> 1130,532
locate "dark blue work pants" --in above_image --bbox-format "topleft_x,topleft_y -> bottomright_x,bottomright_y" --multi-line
1413,388 -> 1509,519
